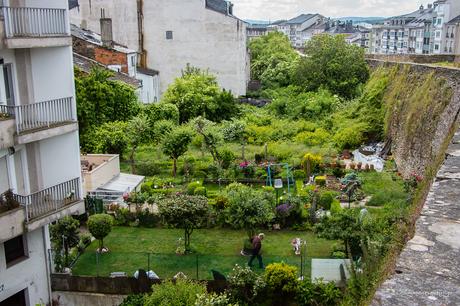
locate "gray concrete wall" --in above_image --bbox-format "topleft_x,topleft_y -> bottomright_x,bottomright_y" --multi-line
53,291 -> 126,306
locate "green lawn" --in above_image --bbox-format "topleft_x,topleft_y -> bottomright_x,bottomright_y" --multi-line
72,227 -> 335,280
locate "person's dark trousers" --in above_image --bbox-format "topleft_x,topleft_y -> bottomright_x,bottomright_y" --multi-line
248,253 -> 264,268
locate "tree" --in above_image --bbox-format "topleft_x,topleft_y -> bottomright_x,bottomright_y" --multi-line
87,214 -> 113,252
294,34 -> 369,99
75,66 -> 140,150
50,216 -> 80,267
157,194 -> 209,251
193,117 -> 223,167
301,153 -> 322,180
315,209 -> 363,258
126,115 -> 150,174
224,183 -> 274,239
161,127 -> 193,177
85,121 -> 129,156
161,65 -> 237,123
249,32 -> 299,88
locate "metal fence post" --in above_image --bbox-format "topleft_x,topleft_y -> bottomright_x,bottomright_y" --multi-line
148,253 -> 150,272
196,254 -> 199,280
96,251 -> 99,277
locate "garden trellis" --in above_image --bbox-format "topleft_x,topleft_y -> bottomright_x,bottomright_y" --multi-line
265,163 -> 295,193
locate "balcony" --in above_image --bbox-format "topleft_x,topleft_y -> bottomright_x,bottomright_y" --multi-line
13,178 -> 85,231
0,97 -> 78,144
0,6 -> 71,49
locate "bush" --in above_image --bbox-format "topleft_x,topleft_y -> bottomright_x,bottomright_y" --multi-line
80,233 -> 92,247
318,191 -> 336,210
214,195 -> 229,210
295,128 -> 331,146
144,279 -> 206,306
333,123 -> 366,150
264,263 -> 299,303
137,161 -> 161,177
187,181 -> 203,195
120,294 -> 146,306
315,176 -> 326,187
297,279 -> 343,306
330,200 -> 342,214
219,148 -> 236,169
194,186 -> 207,196
195,292 -> 236,306
293,169 -> 305,180
332,251 -> 347,259
138,209 -> 159,228
227,264 -> 265,305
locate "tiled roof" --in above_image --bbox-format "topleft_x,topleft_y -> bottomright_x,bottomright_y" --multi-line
286,14 -> 315,25
73,53 -> 141,88
206,0 -> 229,15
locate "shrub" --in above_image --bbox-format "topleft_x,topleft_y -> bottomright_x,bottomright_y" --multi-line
194,186 -> 207,196
120,294 -> 146,306
144,279 -> 206,306
227,264 -> 265,305
80,233 -> 92,247
264,263 -> 299,299
318,191 -> 336,210
295,128 -> 331,146
332,251 -> 347,259
333,123 -> 366,150
218,148 -> 236,169
136,161 -> 162,177
297,279 -> 343,306
195,292 -> 236,306
330,200 -> 342,214
87,214 -> 113,251
315,176 -> 326,187
302,153 -> 322,178
214,195 -> 229,210
187,181 -> 203,195
138,209 -> 159,228
293,169 -> 305,180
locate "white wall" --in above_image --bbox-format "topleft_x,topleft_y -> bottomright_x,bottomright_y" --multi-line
0,228 -> 50,305
136,72 -> 160,103
70,0 -> 250,97
30,47 -> 74,102
69,0 -> 139,53
144,0 -> 249,96
39,131 -> 81,189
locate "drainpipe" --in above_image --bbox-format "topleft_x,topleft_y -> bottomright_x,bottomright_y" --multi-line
42,225 -> 53,305
137,0 -> 147,68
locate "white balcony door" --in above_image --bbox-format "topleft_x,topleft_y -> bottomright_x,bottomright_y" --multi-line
0,63 -> 15,107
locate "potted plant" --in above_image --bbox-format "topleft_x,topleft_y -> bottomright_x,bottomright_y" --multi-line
349,162 -> 356,170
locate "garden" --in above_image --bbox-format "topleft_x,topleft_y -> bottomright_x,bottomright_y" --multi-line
59,33 -> 425,305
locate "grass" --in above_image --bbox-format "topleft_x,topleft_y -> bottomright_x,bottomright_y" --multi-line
72,227 -> 335,280
359,171 -> 408,207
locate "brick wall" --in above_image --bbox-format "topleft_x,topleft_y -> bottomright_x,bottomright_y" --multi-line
72,36 -> 129,74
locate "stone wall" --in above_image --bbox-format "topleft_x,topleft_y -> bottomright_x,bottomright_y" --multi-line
366,54 -> 460,64
367,59 -> 460,179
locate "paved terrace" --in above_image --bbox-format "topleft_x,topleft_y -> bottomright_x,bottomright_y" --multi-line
373,130 -> 460,305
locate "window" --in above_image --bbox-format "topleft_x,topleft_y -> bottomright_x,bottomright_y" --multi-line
435,44 -> 440,50
165,31 -> 173,40
0,289 -> 27,306
437,18 -> 442,25
435,31 -> 441,38
4,235 -> 27,266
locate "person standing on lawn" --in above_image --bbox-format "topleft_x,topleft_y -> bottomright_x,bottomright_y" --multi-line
248,233 -> 265,268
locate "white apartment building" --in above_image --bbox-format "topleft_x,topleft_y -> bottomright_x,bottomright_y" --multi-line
372,1 -> 460,55
0,1 -> 84,305
69,0 -> 250,97
274,14 -> 326,48
444,15 -> 460,53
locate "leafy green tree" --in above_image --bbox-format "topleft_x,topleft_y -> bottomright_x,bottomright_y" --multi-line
126,115 -> 150,174
87,214 -> 113,251
161,127 -> 193,177
224,183 -> 274,239
157,194 -> 209,251
75,67 -> 140,150
249,32 -> 299,88
294,34 -> 369,99
315,209 -> 364,258
85,121 -> 129,156
193,117 -> 223,166
50,216 -> 80,267
161,65 -> 237,123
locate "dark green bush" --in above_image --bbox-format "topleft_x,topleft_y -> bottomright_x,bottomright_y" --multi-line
219,148 -> 236,169
137,161 -> 161,177
187,181 -> 203,195
138,210 -> 159,228
319,191 -> 336,210
120,294 -> 146,306
194,186 -> 207,196
297,279 -> 343,306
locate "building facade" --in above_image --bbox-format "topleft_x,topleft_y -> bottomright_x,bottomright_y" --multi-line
70,0 -> 250,97
372,1 -> 460,55
274,14 -> 326,48
0,1 -> 85,305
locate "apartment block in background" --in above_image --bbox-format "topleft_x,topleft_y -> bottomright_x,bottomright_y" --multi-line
0,1 -> 84,305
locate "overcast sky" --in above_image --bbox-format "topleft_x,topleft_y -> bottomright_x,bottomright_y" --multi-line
230,0 -> 425,21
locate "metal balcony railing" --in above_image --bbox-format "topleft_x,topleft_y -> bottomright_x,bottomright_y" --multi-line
0,97 -> 76,134
14,178 -> 81,222
2,6 -> 69,38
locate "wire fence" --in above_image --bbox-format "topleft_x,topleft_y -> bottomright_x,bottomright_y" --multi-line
71,251 -> 312,280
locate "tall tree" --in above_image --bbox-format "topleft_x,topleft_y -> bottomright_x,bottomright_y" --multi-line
50,216 -> 80,267
126,115 -> 150,174
294,34 -> 369,99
